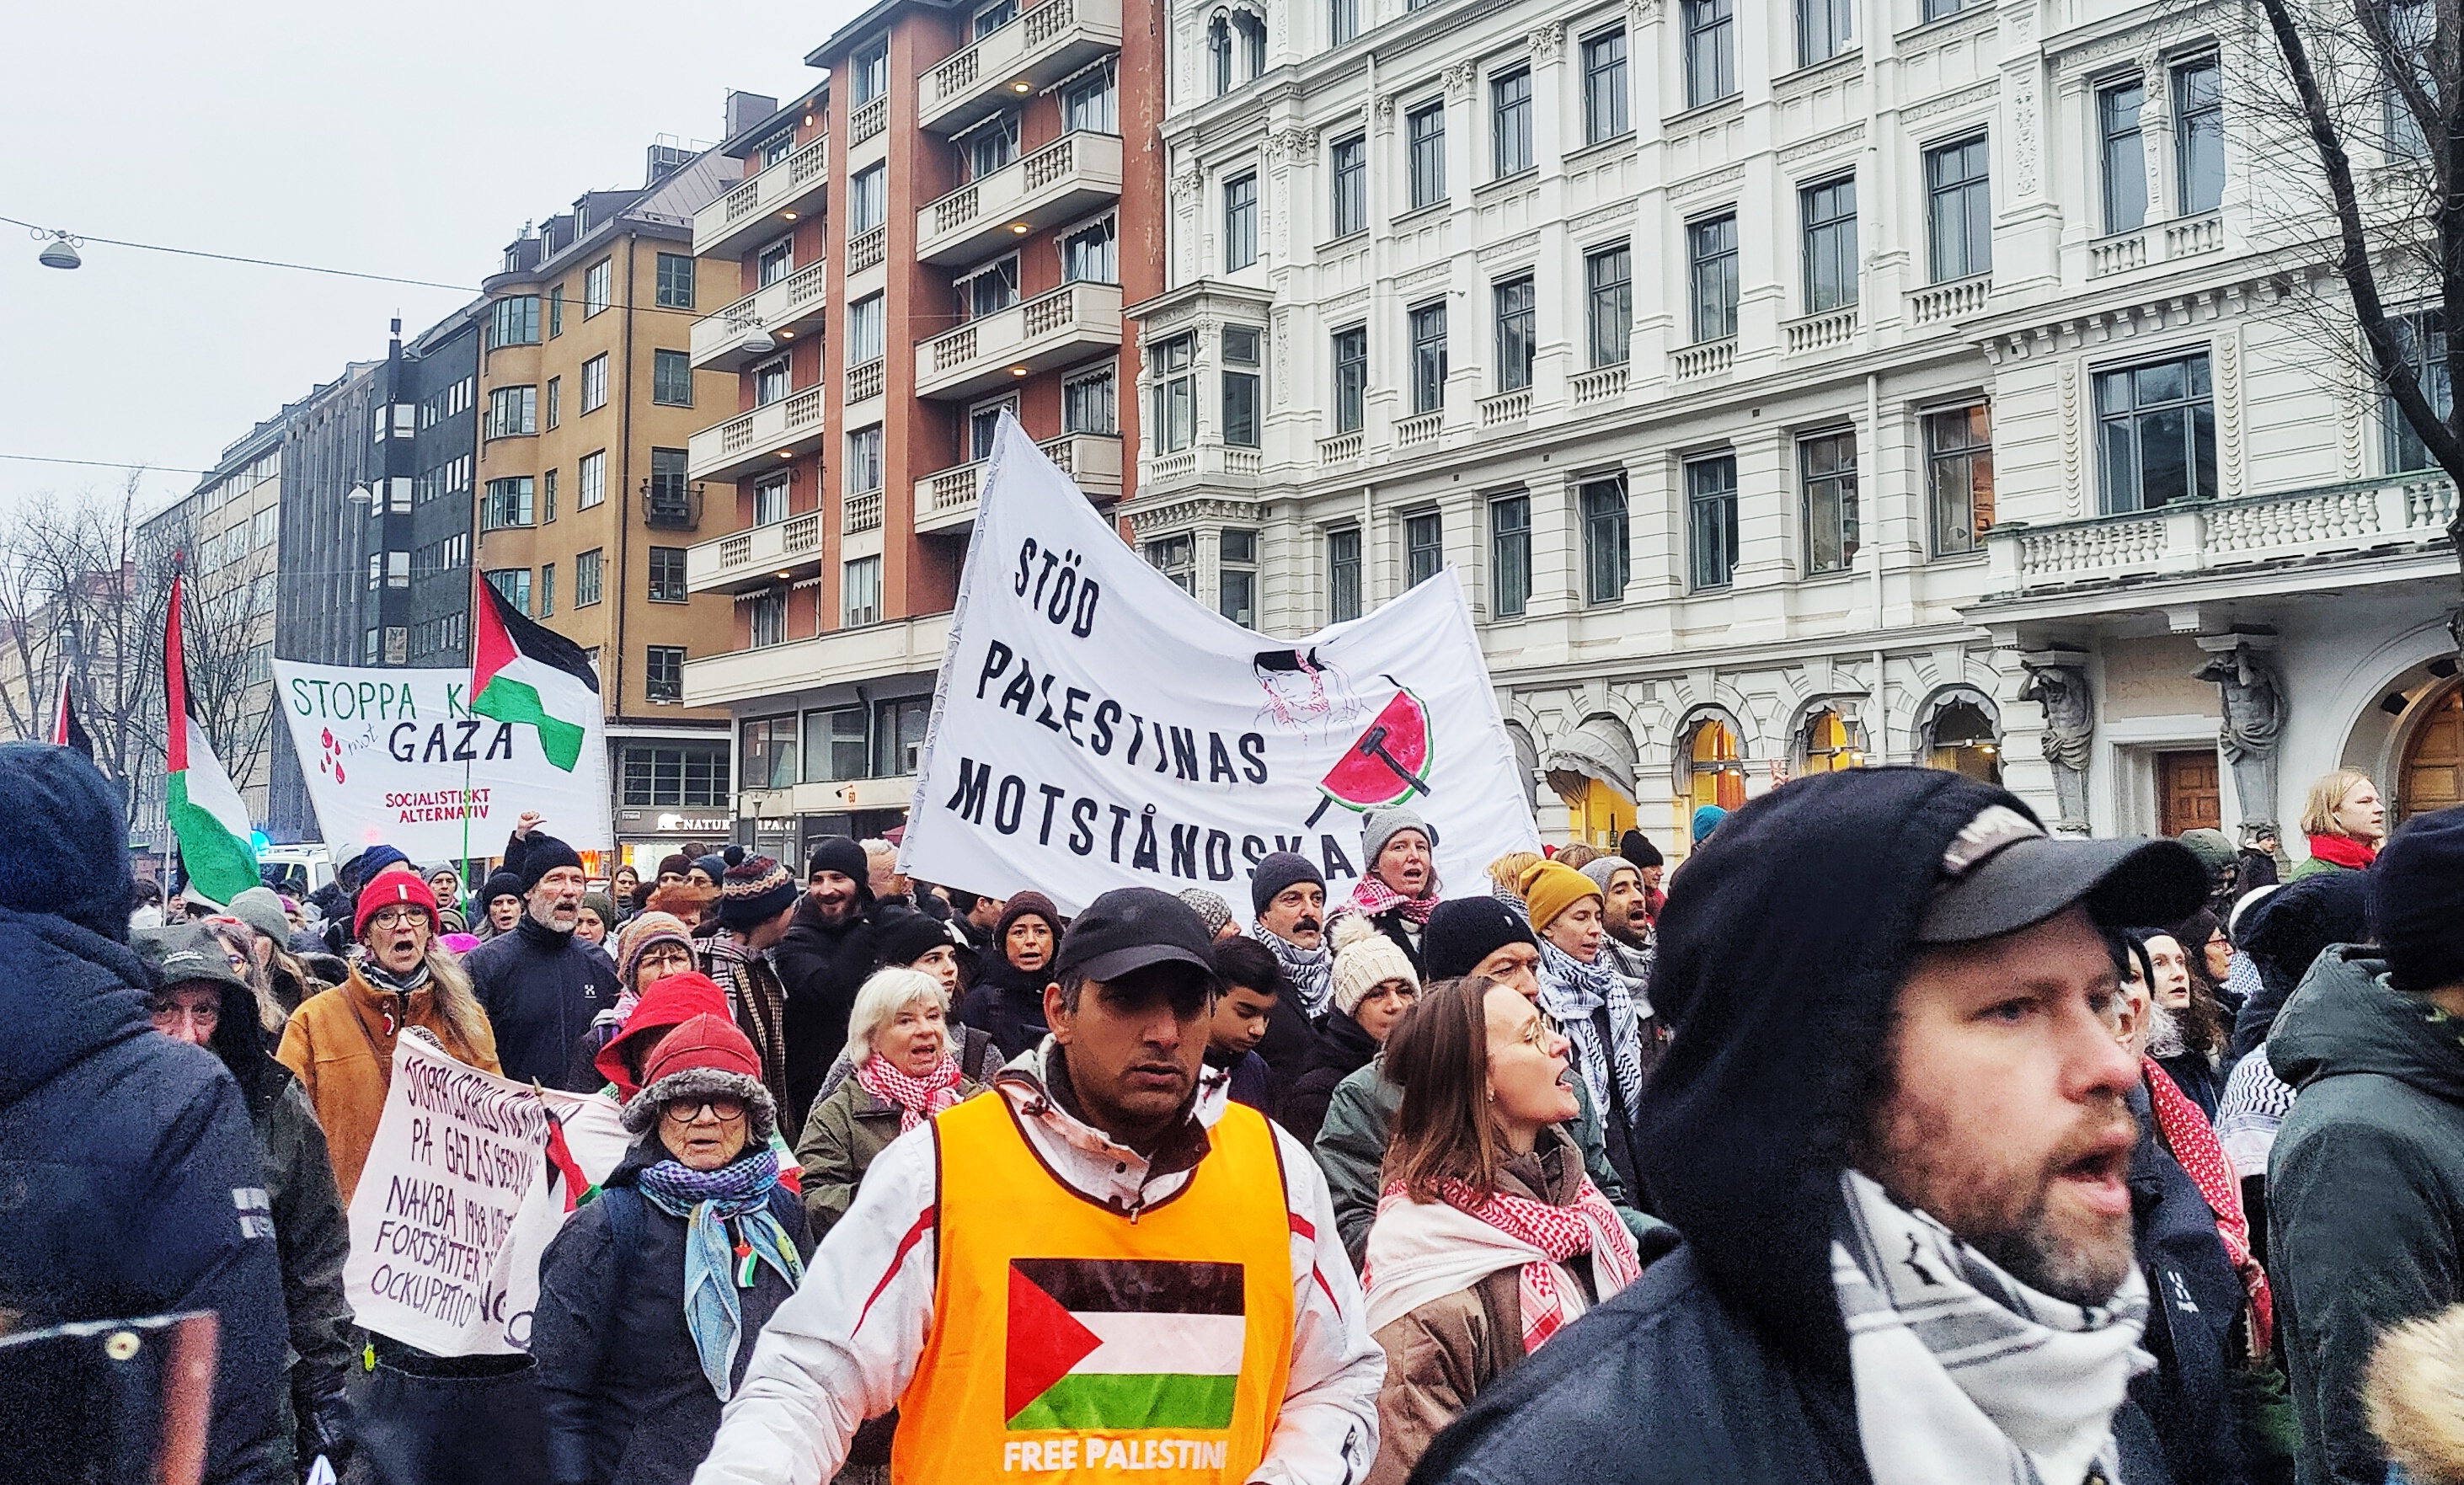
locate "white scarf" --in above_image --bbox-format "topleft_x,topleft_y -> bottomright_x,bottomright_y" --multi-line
1833,1170 -> 2152,1485
1361,1191 -> 1634,1338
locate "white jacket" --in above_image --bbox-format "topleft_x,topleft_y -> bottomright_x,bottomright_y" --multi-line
692,1042 -> 1384,1485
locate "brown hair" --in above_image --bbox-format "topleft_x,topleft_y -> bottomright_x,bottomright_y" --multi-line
1382,977 -> 1508,1202
1552,842 -> 1603,871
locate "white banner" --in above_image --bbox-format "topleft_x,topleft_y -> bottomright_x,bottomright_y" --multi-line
900,417 -> 1540,919
342,1034 -> 629,1354
270,660 -> 612,860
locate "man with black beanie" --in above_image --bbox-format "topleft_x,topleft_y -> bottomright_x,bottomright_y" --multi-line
772,836 -> 881,1127
2269,804 -> 2464,1485
465,825 -> 622,1091
1416,768 -> 2205,1485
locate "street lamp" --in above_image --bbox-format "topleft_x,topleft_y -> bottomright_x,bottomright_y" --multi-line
35,232 -> 80,270
345,483 -> 373,506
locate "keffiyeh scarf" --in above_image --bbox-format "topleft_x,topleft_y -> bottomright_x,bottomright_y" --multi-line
1365,1175 -> 1640,1352
1533,937 -> 1648,1128
2144,1057 -> 2274,1353
1254,923 -> 1335,1019
857,1052 -> 964,1133
1833,1169 -> 2151,1485
2214,1047 -> 2296,1181
1345,874 -> 1438,927
637,1152 -> 804,1400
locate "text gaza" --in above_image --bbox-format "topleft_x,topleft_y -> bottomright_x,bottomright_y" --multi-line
387,719 -> 519,765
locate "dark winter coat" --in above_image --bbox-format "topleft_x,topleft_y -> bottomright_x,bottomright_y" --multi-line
954,958 -> 1052,1063
2121,1082 -> 2251,1485
1413,769 -> 2116,1485
2269,947 -> 2464,1485
1205,1047 -> 1272,1113
771,895 -> 880,1119
794,1069 -> 988,1235
532,1140 -> 813,1485
465,914 -> 623,1092
1251,988 -> 1320,1116
1280,1005 -> 1378,1148
0,906 -> 290,1485
2229,873 -> 2371,1060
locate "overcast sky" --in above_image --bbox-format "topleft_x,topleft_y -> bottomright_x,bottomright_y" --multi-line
0,0 -> 851,520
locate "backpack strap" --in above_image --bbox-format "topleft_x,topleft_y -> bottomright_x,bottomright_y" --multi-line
599,1185 -> 644,1319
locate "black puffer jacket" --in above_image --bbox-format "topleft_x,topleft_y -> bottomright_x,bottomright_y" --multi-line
1279,1005 -> 1377,1148
771,895 -> 880,1119
466,914 -> 623,1091
532,1139 -> 813,1485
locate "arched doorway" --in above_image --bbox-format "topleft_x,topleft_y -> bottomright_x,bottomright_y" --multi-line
1797,708 -> 1866,775
1680,716 -> 1746,813
1926,699 -> 2003,783
2400,680 -> 2464,821
1544,714 -> 1640,847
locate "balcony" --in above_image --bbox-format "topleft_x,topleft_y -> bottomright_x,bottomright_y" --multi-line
915,432 -> 1122,534
917,133 -> 1123,267
641,482 -> 706,532
915,281 -> 1122,399
1982,473 -> 2459,599
1784,305 -> 1859,355
688,262 -> 828,371
1671,339 -> 1734,381
692,138 -> 830,261
917,0 -> 1122,136
687,510 -> 826,596
682,612 -> 953,708
687,386 -> 827,483
1907,275 -> 1990,329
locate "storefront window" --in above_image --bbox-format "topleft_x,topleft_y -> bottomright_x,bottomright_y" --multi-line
1799,710 -> 1863,773
1685,719 -> 1745,813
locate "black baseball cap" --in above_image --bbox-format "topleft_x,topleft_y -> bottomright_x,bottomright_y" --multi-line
1054,887 -> 1219,984
1915,804 -> 2210,945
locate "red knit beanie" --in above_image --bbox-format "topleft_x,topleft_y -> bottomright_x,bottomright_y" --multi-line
355,869 -> 441,940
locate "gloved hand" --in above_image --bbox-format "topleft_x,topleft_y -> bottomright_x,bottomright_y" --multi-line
297,1389 -> 354,1482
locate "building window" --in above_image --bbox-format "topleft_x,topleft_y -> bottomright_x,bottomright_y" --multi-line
804,706 -> 869,782
2097,351 -> 2216,511
1490,494 -> 1531,618
962,114 -> 1018,181
576,548 -> 604,607
750,586 -> 787,647
745,715 -> 799,789
1581,475 -> 1631,604
1061,216 -> 1117,284
1219,528 -> 1258,626
649,547 -> 688,602
1222,326 -> 1262,448
1330,136 -> 1367,239
548,285 -> 564,338
1065,366 -> 1118,434
757,234 -> 794,288
1331,326 -> 1367,432
2099,80 -> 2147,235
584,258 -> 612,318
849,295 -> 885,366
1582,29 -> 1630,144
959,256 -> 1020,320
754,355 -> 791,407
761,131 -> 794,168
546,377 -> 561,430
486,567 -> 533,615
1801,176 -> 1858,312
1209,14 -> 1234,96
538,563 -> 555,618
1408,102 -> 1446,209
1688,212 -> 1740,342
1331,0 -> 1358,45
653,349 -> 692,406
1405,511 -> 1444,588
1798,0 -> 1851,68
2387,311 -> 2452,472
1236,10 -> 1266,77
1583,243 -> 1633,368
1921,0 -> 1964,18
1145,533 -> 1195,594
1490,67 -> 1534,179
1683,0 -> 1735,108
543,467 -> 559,523
1061,60 -> 1118,132
851,38 -> 889,104
489,296 -> 540,348
754,474 -> 792,526
2175,57 -> 2225,216
482,477 -> 534,530
847,425 -> 885,494
1409,302 -> 1448,414
487,385 -> 536,439
1155,334 -> 1197,451
969,398 -> 1015,462
1801,430 -> 1859,575
1687,454 -> 1740,590
849,164 -> 887,235
874,697 -> 932,777
649,448 -> 689,516
1328,526 -> 1362,622
580,449 -> 607,510
1494,275 -> 1536,393
655,253 -> 695,309
1225,172 -> 1259,270
580,353 -> 609,414
1925,403 -> 1996,555
1926,136 -> 1992,282
621,741 -> 728,804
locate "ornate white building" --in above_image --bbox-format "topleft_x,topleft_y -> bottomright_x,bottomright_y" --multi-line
1122,0 -> 2464,854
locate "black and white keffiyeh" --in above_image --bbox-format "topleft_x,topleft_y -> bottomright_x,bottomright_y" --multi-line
1255,922 -> 1335,1019
1534,937 -> 1649,1129
1833,1169 -> 2152,1485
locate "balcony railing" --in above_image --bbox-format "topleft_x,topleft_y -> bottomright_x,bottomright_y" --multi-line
916,281 -> 1123,398
1571,365 -> 1628,404
1984,473 -> 2460,597
641,482 -> 706,532
687,385 -> 827,483
1479,388 -> 1531,426
681,612 -> 952,708
1907,275 -> 1990,328
2087,213 -> 2225,280
1671,339 -> 1734,381
687,260 -> 829,371
1784,305 -> 1859,354
1318,430 -> 1364,463
917,0 -> 1123,135
1396,411 -> 1441,448
915,432 -> 1122,533
917,132 -> 1124,265
843,489 -> 885,535
847,226 -> 888,275
847,359 -> 885,403
849,95 -> 888,147
689,510 -> 826,595
691,137 -> 830,259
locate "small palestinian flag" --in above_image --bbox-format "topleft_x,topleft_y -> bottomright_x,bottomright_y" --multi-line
1004,1258 -> 1246,1432
50,674 -> 92,760
163,574 -> 260,906
473,578 -> 599,773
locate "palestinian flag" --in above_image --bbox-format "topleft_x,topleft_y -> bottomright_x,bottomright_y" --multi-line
50,674 -> 92,759
473,577 -> 599,772
1004,1258 -> 1246,1432
163,574 -> 259,906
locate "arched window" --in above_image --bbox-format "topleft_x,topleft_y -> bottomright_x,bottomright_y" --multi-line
1799,708 -> 1865,774
1683,717 -> 1745,811
1208,14 -> 1233,96
1927,699 -> 2002,783
1234,10 -> 1267,79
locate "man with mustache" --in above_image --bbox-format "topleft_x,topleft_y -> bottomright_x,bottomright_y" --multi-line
1414,770 -> 2206,1485
466,822 -> 621,1092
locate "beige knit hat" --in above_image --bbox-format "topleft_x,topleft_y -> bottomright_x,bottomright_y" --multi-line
1329,914 -> 1418,1017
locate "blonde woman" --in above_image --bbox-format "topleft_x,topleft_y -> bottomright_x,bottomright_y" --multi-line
795,968 -> 986,1236
2292,768 -> 2386,879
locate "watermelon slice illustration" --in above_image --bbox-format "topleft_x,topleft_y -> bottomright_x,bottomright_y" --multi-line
1306,685 -> 1433,825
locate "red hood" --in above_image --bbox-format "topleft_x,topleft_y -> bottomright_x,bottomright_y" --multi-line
595,970 -> 731,1097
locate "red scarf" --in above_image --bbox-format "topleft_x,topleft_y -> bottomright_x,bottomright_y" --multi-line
1348,873 -> 1438,927
2144,1058 -> 2274,1354
857,1052 -> 964,1133
2305,832 -> 2377,871
1431,1176 -> 1641,1351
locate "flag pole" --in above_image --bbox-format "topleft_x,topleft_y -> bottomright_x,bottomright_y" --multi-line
463,561 -> 479,886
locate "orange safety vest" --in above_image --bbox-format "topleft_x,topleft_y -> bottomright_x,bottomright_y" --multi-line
891,1092 -> 1297,1482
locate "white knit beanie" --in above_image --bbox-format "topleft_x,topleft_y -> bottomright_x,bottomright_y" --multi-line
1329,914 -> 1418,1017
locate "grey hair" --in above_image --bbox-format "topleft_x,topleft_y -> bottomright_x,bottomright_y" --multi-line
844,966 -> 950,1067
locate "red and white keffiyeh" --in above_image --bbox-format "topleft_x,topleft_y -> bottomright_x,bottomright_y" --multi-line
1364,1174 -> 1641,1352
2144,1057 -> 2274,1354
1345,873 -> 1438,927
857,1052 -> 964,1133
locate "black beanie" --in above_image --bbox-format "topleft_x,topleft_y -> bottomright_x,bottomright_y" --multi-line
0,742 -> 136,943
2375,807 -> 2464,995
721,844 -> 746,868
514,833 -> 585,892
878,911 -> 960,966
1421,896 -> 1540,980
1619,829 -> 1664,870
1250,852 -> 1326,916
807,836 -> 871,886
482,870 -> 526,905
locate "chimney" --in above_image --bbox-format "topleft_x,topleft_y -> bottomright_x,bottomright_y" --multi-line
725,90 -> 780,140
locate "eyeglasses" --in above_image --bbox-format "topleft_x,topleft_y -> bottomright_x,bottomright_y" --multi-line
661,1097 -> 747,1124
639,943 -> 695,969
1515,1015 -> 1554,1052
368,906 -> 429,931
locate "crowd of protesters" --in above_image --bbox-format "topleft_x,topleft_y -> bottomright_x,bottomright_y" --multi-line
12,729 -> 2464,1485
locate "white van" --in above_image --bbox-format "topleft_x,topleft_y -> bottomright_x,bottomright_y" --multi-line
256,843 -> 335,895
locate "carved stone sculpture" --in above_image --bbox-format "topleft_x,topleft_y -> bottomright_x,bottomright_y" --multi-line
2018,659 -> 2094,832
2194,636 -> 2286,836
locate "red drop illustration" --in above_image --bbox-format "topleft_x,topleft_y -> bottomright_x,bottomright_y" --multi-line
322,728 -> 334,749
334,763 -> 345,783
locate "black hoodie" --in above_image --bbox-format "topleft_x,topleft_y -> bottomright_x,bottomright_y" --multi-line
1413,768 -> 2066,1485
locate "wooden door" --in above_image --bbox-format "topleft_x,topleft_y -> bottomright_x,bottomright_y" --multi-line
2401,685 -> 2464,824
2158,751 -> 2222,837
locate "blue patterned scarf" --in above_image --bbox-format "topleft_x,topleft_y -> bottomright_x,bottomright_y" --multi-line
635,1151 -> 804,1399
1534,937 -> 1648,1129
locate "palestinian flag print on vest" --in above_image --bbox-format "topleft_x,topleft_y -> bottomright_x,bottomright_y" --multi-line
163,574 -> 261,906
473,578 -> 599,772
1003,1258 -> 1247,1432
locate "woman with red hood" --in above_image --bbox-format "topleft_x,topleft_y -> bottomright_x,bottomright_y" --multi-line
593,967 -> 803,1194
